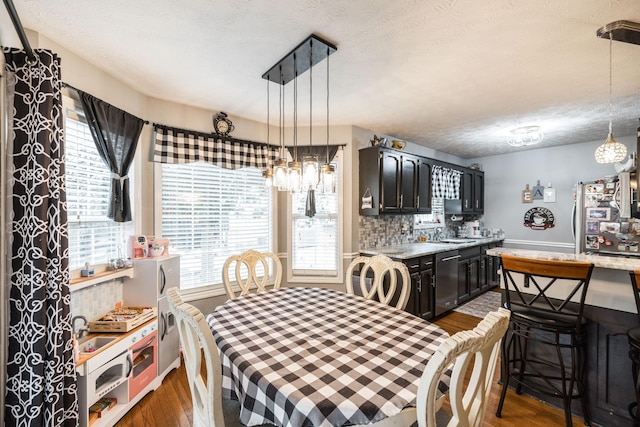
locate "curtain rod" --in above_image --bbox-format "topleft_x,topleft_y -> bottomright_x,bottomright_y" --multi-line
154,123 -> 280,148
62,82 -> 150,125
3,0 -> 36,62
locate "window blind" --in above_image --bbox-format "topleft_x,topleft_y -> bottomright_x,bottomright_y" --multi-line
65,105 -> 134,269
161,162 -> 273,290
290,169 -> 339,277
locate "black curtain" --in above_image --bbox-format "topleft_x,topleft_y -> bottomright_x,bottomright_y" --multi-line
78,91 -> 144,222
3,47 -> 78,426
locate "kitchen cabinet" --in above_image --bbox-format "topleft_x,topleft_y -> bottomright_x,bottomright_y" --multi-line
404,256 -> 435,320
457,246 -> 482,303
359,147 -> 432,215
483,242 -> 502,289
445,168 -> 484,215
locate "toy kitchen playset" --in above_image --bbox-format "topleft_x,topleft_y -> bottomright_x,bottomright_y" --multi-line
72,236 -> 179,427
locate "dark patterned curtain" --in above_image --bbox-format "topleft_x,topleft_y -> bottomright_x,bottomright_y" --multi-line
78,91 -> 144,222
3,48 -> 77,426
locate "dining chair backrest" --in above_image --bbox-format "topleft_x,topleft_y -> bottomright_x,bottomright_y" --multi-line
167,287 -> 225,427
222,249 -> 282,300
416,307 -> 511,427
500,254 -> 594,331
630,270 -> 640,323
345,254 -> 411,310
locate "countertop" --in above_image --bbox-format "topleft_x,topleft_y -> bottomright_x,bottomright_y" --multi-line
487,247 -> 639,313
360,237 -> 503,259
486,247 -> 640,271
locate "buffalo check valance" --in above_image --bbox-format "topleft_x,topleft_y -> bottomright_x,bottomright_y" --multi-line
153,124 -> 279,170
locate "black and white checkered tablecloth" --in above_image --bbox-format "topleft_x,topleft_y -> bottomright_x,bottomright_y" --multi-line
206,287 -> 450,427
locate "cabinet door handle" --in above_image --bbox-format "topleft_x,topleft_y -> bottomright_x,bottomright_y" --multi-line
400,194 -> 403,209
441,255 -> 461,262
409,264 -> 420,269
126,353 -> 133,378
131,335 -> 156,354
416,276 -> 422,292
416,195 -> 420,209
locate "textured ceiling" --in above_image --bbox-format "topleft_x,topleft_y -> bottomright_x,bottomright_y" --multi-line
2,0 -> 640,159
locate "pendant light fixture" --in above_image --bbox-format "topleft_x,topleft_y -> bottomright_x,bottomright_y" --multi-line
595,30 -> 627,164
273,67 -> 289,190
262,35 -> 337,192
320,45 -> 336,194
287,54 -> 303,193
302,39 -> 319,190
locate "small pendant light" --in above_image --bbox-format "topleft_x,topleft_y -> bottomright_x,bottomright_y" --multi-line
320,46 -> 336,194
595,31 -> 627,164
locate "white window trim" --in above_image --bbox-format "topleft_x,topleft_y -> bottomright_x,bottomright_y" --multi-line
152,161 -> 279,300
286,152 -> 344,284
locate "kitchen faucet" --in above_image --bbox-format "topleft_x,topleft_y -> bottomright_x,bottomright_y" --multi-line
72,315 -> 89,339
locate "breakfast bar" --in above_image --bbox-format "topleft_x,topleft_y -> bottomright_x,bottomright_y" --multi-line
487,247 -> 639,427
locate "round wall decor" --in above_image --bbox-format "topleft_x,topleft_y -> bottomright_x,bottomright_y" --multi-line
524,207 -> 555,230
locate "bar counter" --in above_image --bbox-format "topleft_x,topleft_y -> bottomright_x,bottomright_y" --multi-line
487,247 -> 638,426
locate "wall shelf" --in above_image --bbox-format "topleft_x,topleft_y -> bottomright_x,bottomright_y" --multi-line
69,268 -> 134,292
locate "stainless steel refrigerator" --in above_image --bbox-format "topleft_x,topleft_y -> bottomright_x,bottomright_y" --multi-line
573,173 -> 640,256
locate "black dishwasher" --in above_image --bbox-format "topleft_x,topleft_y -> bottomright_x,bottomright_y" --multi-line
435,250 -> 460,316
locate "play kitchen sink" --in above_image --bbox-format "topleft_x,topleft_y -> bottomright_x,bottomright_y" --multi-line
78,336 -> 118,355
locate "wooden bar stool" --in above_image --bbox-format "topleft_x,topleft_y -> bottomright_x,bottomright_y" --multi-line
496,255 -> 594,427
628,271 -> 640,426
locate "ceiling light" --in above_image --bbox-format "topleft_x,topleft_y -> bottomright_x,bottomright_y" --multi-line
594,30 -> 627,164
262,35 -> 337,195
507,126 -> 544,147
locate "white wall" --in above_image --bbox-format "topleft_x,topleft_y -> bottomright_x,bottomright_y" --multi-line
473,136 -> 637,252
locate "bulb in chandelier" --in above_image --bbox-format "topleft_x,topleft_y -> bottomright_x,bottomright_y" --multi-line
262,169 -> 273,188
287,161 -> 302,193
595,133 -> 627,163
273,159 -> 288,191
302,155 -> 319,189
320,164 -> 336,194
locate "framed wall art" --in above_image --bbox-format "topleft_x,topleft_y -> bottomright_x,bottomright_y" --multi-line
585,221 -> 600,234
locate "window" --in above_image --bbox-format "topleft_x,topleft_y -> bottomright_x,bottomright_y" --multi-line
289,152 -> 342,280
64,96 -> 135,270
160,162 -> 273,292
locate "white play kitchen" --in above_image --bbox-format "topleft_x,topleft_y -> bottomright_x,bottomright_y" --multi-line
70,246 -> 180,427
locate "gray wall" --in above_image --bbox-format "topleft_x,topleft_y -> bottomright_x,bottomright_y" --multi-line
473,136 -> 637,252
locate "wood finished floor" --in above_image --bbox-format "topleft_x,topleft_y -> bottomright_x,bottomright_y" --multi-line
114,305 -> 582,427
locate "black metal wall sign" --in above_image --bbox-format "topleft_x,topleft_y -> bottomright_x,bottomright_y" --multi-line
524,207 -> 555,230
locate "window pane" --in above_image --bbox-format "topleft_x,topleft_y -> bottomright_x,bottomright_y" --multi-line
65,101 -> 134,269
161,162 -> 273,290
291,164 -> 339,275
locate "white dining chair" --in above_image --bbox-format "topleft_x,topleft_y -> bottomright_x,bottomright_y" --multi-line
222,249 -> 282,300
345,254 -> 411,310
416,307 -> 511,427
354,307 -> 510,427
167,287 -> 225,427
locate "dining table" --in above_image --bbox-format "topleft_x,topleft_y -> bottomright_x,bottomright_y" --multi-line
206,286 -> 450,427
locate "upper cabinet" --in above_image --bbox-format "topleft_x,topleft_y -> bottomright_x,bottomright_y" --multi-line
445,168 -> 484,215
359,147 -> 432,215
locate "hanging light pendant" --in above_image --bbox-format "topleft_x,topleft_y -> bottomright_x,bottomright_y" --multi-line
595,31 -> 627,164
320,45 -> 336,194
273,67 -> 289,190
261,35 -> 337,192
302,45 -> 319,190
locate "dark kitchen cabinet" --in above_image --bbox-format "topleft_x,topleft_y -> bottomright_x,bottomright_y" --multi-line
444,167 -> 484,215
359,147 -> 432,215
457,246 -> 482,303
403,256 -> 435,320
483,242 -> 502,289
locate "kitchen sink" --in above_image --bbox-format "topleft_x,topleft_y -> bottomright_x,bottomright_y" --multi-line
78,336 -> 117,355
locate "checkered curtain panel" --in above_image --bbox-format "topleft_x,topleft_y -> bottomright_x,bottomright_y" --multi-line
153,124 -> 278,169
432,166 -> 462,199
3,47 -> 78,426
